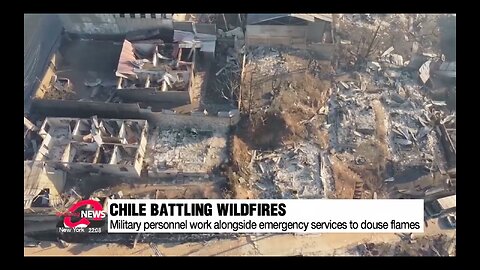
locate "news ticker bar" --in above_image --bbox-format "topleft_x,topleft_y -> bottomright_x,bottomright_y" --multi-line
107,199 -> 424,233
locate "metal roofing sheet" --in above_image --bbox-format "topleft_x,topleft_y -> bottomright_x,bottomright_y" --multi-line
437,195 -> 456,210
247,13 -> 332,25
247,14 -> 289,25
24,161 -> 65,209
174,30 -> 216,53
116,40 -> 137,78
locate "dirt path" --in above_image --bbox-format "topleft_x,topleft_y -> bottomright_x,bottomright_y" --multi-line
371,99 -> 390,191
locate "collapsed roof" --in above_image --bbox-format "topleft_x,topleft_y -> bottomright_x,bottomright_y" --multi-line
115,24 -> 216,90
247,14 -> 333,25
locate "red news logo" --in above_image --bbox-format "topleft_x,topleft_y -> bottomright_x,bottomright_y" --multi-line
81,210 -> 106,219
57,199 -> 106,229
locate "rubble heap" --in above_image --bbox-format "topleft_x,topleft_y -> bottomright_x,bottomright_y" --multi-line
330,86 -> 378,152
248,47 -> 290,76
329,14 -> 456,197
251,142 -> 324,199
348,234 -> 455,256
147,128 -> 228,175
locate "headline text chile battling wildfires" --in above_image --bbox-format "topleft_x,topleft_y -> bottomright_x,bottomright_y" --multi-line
109,203 -> 287,217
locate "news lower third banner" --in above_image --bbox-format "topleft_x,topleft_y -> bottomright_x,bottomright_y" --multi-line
107,199 -> 424,233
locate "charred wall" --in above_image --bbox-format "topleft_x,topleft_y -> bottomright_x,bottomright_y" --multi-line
31,99 -> 239,133
115,89 -> 190,105
59,14 -> 173,36
24,14 -> 63,113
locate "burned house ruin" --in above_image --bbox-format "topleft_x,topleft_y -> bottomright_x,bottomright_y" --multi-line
35,117 -> 148,177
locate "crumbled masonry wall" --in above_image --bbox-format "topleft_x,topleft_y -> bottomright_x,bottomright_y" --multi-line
59,14 -> 172,35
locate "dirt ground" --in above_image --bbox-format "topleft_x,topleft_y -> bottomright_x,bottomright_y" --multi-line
331,156 -> 363,199
371,99 -> 390,186
230,136 -> 258,199
25,219 -> 454,256
238,50 -> 331,151
43,38 -> 122,101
